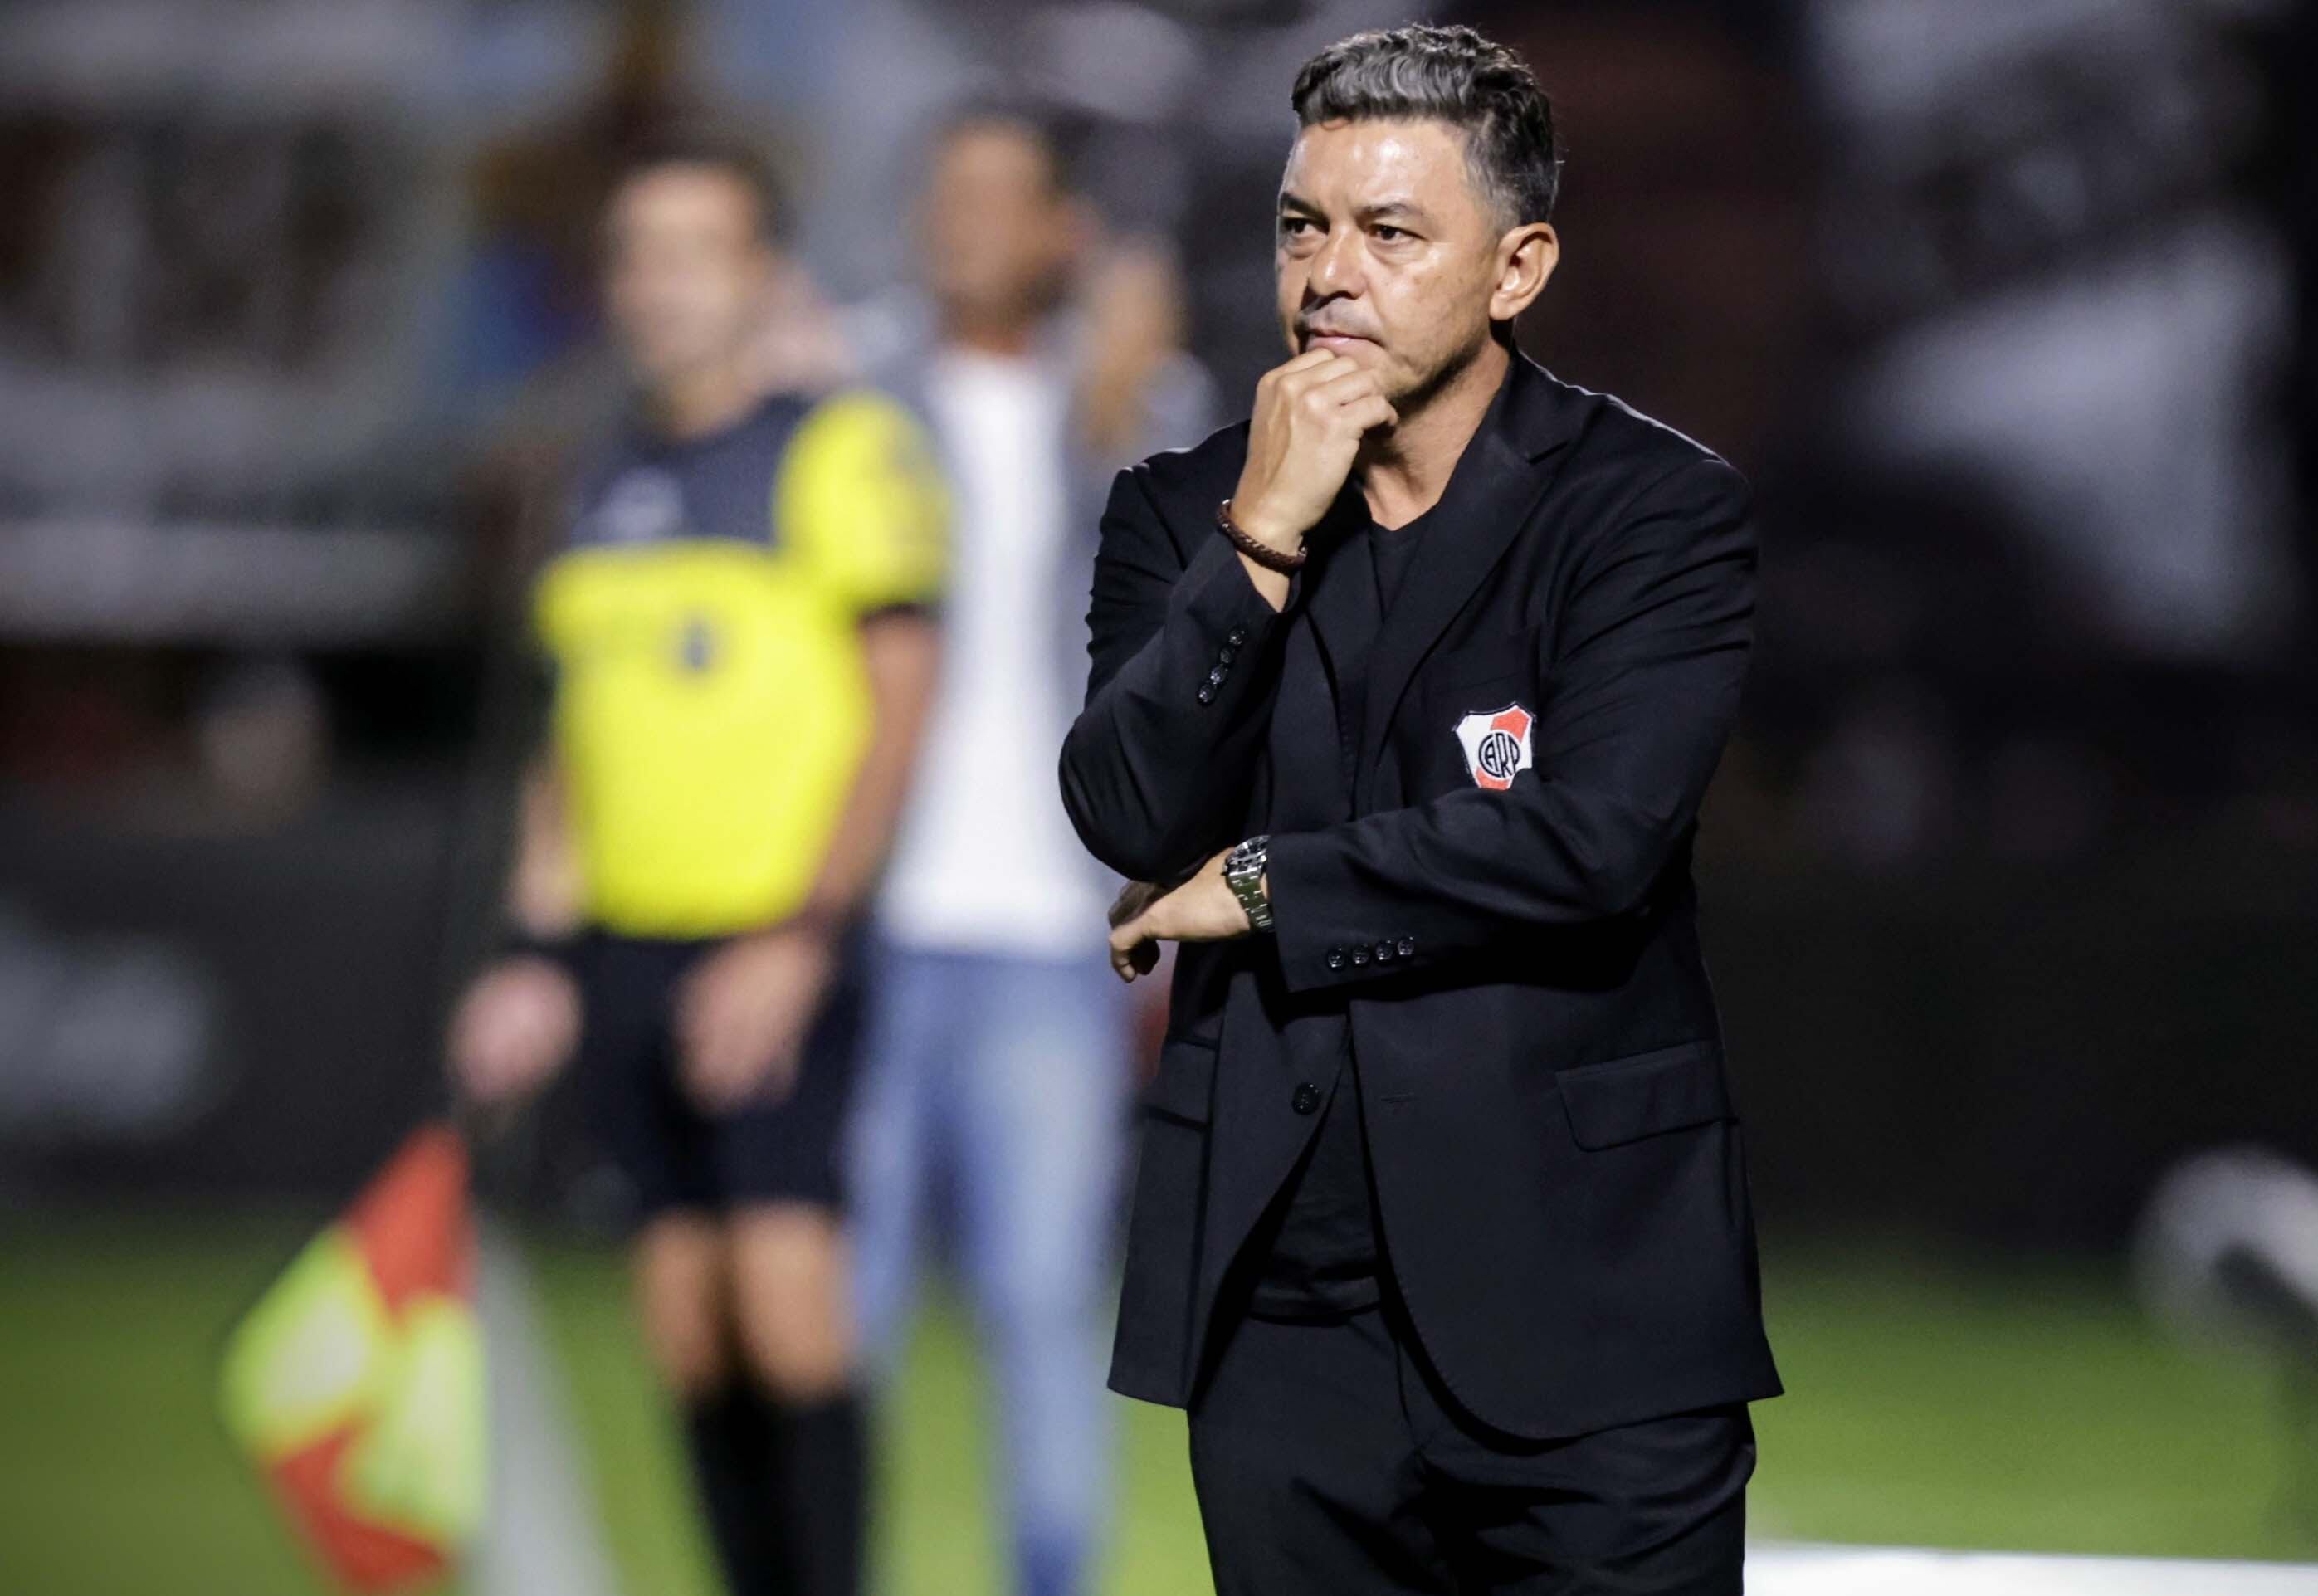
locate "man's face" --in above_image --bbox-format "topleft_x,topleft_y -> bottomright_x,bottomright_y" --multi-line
1275,118 -> 1510,405
920,122 -> 1077,329
603,165 -> 773,388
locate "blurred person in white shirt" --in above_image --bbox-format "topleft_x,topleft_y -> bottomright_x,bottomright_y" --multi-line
843,100 -> 1212,1596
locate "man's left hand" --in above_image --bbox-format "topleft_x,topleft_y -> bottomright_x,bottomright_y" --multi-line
1108,847 -> 1253,983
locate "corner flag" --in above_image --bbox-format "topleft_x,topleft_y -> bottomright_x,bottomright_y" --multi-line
221,1125 -> 486,1592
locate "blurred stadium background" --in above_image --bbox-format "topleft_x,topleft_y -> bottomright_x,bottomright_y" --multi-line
3,0 -> 2316,1591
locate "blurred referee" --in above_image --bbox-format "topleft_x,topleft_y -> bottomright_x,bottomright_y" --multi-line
447,129 -> 945,1596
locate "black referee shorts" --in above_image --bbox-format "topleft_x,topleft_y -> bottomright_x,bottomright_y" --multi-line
571,930 -> 865,1223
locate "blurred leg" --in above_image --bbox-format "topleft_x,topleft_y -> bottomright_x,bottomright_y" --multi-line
728,1203 -> 864,1596
728,1202 -> 855,1401
842,939 -> 952,1380
635,1212 -> 734,1399
955,954 -> 1129,1596
633,1212 -> 783,1596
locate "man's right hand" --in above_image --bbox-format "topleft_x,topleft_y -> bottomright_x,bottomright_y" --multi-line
1229,350 -> 1398,555
447,954 -> 583,1107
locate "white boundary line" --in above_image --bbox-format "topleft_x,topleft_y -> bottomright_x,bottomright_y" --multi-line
1751,1541 -> 2318,1594
472,1220 -> 625,1596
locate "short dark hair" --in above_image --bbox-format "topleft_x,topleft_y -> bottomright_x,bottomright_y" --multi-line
609,122 -> 791,245
1291,24 -> 1562,230
928,96 -> 1087,200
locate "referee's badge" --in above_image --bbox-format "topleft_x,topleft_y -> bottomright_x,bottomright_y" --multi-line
1453,704 -> 1535,791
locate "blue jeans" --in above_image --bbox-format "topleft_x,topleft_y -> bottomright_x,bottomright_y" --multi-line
845,938 -> 1129,1596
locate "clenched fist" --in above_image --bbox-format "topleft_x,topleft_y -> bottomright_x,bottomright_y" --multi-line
1230,349 -> 1398,556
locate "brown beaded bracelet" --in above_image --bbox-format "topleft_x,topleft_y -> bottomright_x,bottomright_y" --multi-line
1216,498 -> 1308,573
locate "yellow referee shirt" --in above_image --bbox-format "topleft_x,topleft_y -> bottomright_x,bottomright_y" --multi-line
532,388 -> 946,939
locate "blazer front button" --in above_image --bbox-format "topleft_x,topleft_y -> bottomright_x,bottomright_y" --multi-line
1291,1082 -> 1323,1115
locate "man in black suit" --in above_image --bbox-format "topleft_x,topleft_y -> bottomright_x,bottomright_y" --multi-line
1059,22 -> 1781,1596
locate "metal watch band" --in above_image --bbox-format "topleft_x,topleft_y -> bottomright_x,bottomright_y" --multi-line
1225,834 -> 1275,932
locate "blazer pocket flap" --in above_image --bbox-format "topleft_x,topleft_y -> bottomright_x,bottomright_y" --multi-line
1144,1035 -> 1218,1125
1557,1040 -> 1730,1149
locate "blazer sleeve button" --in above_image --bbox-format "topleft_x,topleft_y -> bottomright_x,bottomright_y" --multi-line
1350,946 -> 1369,966
1325,948 -> 1345,970
1196,684 -> 1216,705
1374,940 -> 1394,962
1396,936 -> 1416,958
1228,625 -> 1250,647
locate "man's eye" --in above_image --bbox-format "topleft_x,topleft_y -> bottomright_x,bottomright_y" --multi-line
1374,225 -> 1408,242
1281,217 -> 1315,236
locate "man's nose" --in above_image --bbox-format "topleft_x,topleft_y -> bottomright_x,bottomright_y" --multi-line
1308,229 -> 1364,297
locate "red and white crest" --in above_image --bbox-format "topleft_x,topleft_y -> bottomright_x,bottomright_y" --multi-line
1452,703 -> 1535,790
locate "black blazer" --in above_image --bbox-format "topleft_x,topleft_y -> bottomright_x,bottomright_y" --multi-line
1060,350 -> 1782,1440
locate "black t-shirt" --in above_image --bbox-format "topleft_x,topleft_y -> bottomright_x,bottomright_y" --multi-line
1247,1059 -> 1379,1318
1369,508 -> 1428,616
1247,507 -> 1434,1321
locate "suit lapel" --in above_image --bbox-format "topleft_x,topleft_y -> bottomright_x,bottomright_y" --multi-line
1355,353 -> 1587,811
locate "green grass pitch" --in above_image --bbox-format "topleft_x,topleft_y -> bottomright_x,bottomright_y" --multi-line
0,1213 -> 2304,1595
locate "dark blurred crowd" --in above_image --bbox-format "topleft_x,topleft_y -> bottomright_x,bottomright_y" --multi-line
1,0 -> 2313,1327
2,0 -> 2311,866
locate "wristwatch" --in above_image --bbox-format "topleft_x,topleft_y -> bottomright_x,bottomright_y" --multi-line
1224,834 -> 1275,932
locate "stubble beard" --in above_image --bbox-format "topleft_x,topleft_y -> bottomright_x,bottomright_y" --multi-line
1380,324 -> 1489,429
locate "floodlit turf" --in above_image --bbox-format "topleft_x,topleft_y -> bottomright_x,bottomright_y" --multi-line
1749,1242 -> 2301,1562
0,1213 -> 2306,1596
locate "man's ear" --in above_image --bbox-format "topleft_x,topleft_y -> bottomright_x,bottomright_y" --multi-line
1489,222 -> 1559,323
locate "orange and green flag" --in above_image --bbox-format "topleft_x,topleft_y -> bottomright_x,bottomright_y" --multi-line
221,1125 -> 486,1592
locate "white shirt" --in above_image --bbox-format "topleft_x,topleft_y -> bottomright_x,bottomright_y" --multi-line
876,348 -> 1110,956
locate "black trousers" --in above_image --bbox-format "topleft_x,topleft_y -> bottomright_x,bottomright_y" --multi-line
1187,1288 -> 1754,1594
